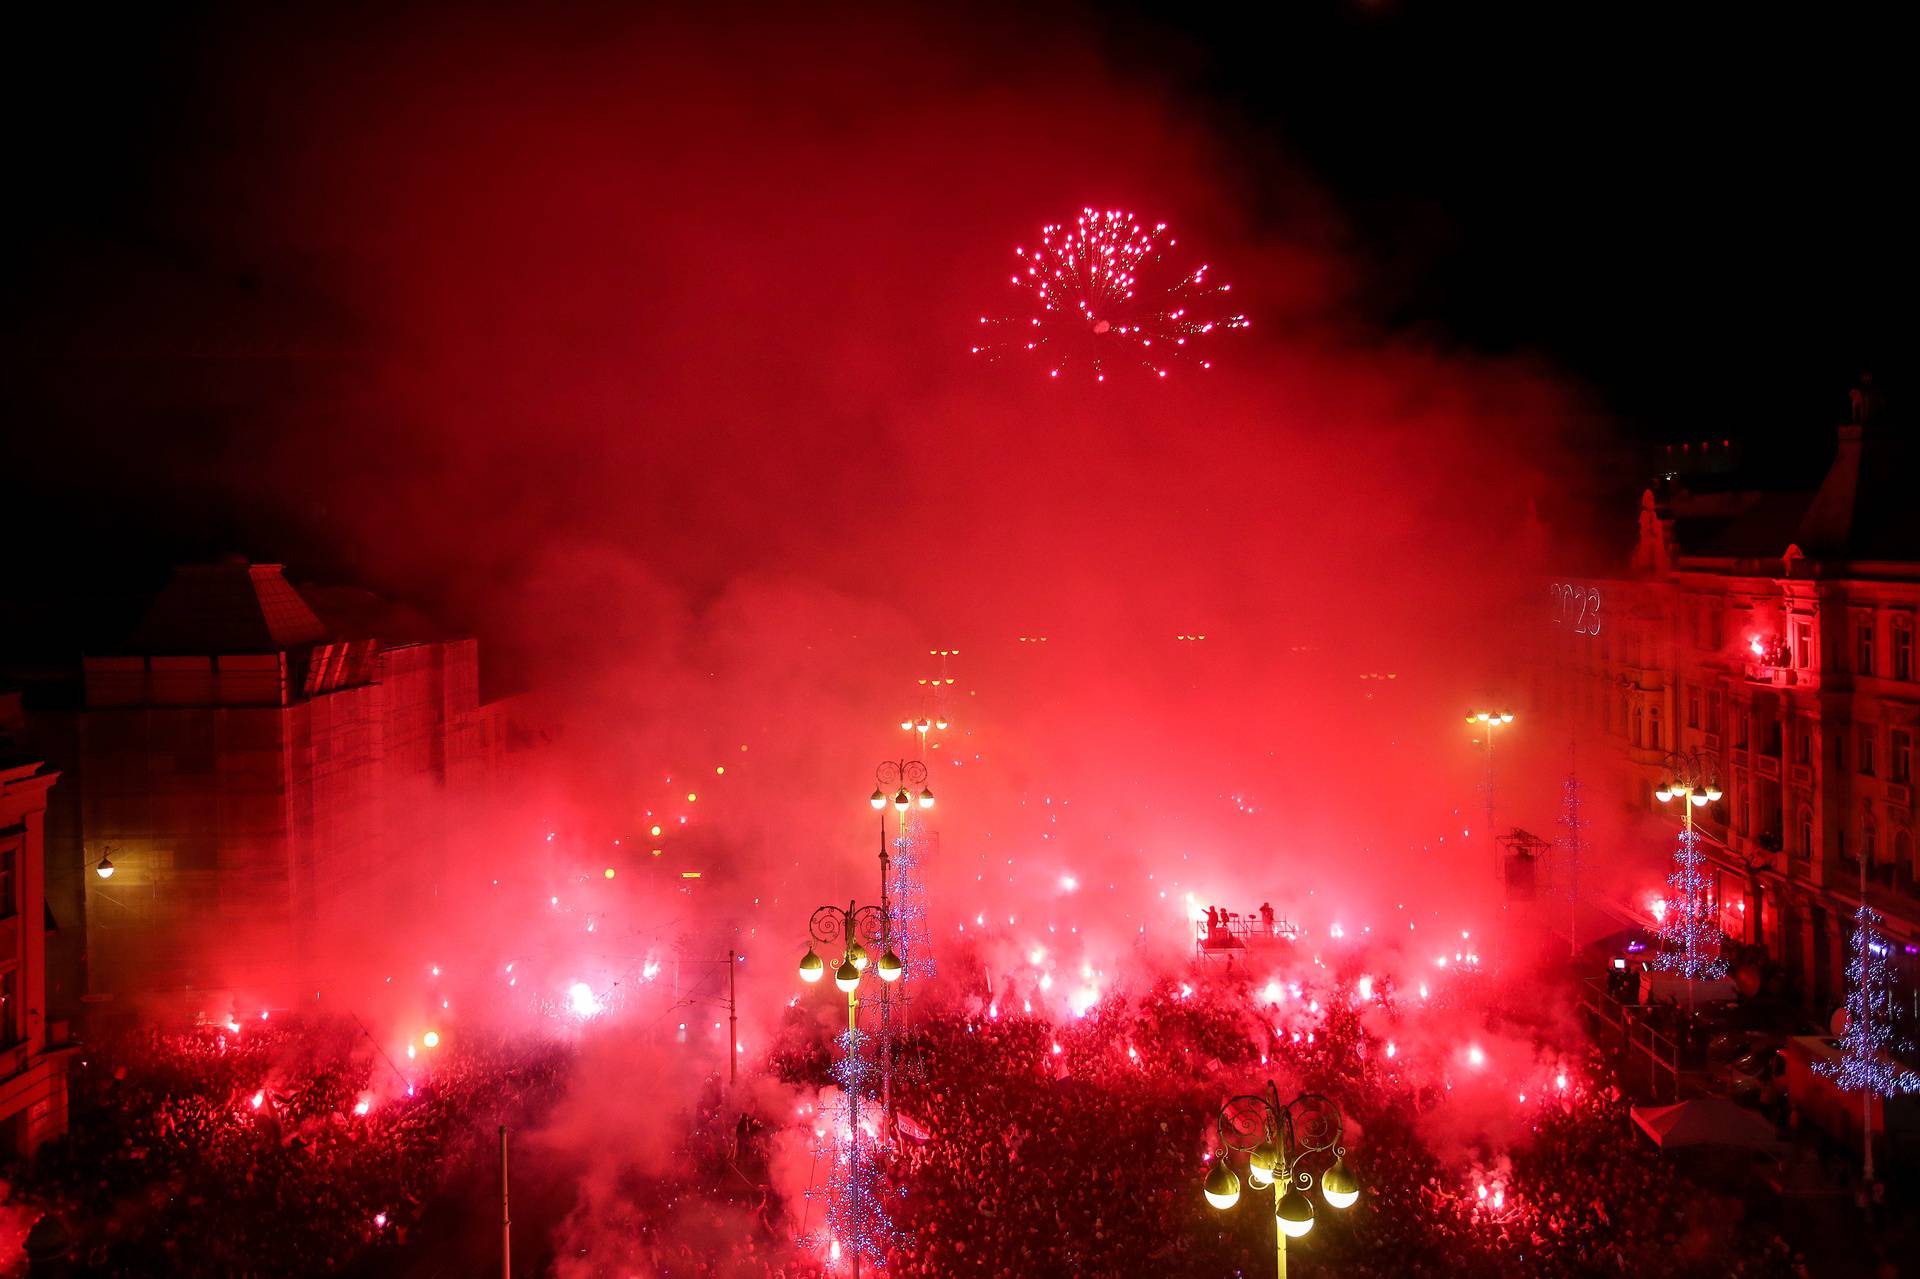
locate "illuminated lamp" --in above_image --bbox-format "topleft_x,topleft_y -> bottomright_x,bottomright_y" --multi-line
1690,791 -> 1710,807
799,947 -> 824,983
877,950 -> 903,983
846,942 -> 869,971
1475,711 -> 1491,723
870,789 -> 887,810
935,716 -> 950,730
1499,710 -> 1514,723
1655,785 -> 1675,804
1204,1158 -> 1242,1210
1321,1158 -> 1360,1209
900,718 -> 914,731
918,787 -> 935,809
95,854 -> 116,879
834,960 -> 860,993
1705,784 -> 1723,802
422,1031 -> 440,1049
893,788 -> 911,812
1276,1187 -> 1316,1238
1247,1139 -> 1279,1188
916,718 -> 931,734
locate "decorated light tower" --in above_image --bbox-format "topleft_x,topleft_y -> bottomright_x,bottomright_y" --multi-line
1556,751 -> 1585,959
1653,749 -> 1728,1012
1816,858 -> 1920,1182
869,754 -> 933,1121
799,900 -> 900,1276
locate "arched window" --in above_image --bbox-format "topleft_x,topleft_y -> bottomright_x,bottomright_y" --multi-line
1798,808 -> 1815,858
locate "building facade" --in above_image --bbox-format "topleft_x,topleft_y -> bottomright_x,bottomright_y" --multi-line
1539,419 -> 1920,1025
40,560 -> 503,1009
0,693 -> 73,1154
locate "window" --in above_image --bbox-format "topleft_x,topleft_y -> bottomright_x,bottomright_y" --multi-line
1687,688 -> 1701,730
1799,809 -> 1815,858
0,967 -> 14,1046
1896,621 -> 1914,682
1795,730 -> 1811,766
1861,727 -> 1878,777
1864,817 -> 1879,866
1859,621 -> 1877,676
1707,692 -> 1723,735
1632,706 -> 1645,749
1898,830 -> 1915,877
1894,730 -> 1913,785
1795,621 -> 1813,670
1649,705 -> 1663,752
1835,734 -> 1847,772
1736,711 -> 1751,751
0,847 -> 13,919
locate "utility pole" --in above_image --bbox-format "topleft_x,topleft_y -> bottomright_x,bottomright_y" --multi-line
728,948 -> 738,1086
499,1125 -> 511,1279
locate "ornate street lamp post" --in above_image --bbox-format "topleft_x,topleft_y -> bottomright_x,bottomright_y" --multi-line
1202,1084 -> 1360,1279
799,900 -> 899,1279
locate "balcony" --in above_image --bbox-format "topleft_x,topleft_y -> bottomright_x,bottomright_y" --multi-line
1888,782 -> 1913,810
1744,661 -> 1797,687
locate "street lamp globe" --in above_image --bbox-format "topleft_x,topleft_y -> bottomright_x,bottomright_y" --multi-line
1499,710 -> 1514,723
834,960 -> 861,993
1203,1158 -> 1242,1210
899,718 -> 913,731
799,947 -> 825,983
846,942 -> 869,971
1705,783 -> 1724,802
1247,1140 -> 1279,1189
1690,791 -> 1710,807
870,788 -> 887,810
893,788 -> 911,812
1276,1187 -> 1316,1238
877,950 -> 903,983
1655,784 -> 1675,803
1322,1158 -> 1360,1209
916,718 -> 931,734
1475,711 -> 1491,723
918,787 -> 935,809
935,715 -> 950,730
96,854 -> 116,880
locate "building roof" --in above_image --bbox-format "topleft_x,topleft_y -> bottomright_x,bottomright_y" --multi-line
124,560 -> 331,656
1668,423 -> 1920,565
1795,425 -> 1920,560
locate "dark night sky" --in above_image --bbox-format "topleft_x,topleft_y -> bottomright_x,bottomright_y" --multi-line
1,0 -> 1910,657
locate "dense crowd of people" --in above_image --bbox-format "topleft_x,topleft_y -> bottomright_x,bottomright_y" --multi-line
6,1015 -> 571,1274
0,954 -> 1876,1276
762,967 -> 1814,1279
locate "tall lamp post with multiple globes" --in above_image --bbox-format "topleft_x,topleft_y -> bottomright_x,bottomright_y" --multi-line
1654,747 -> 1725,1014
868,758 -> 932,1120
1466,708 -> 1515,880
1203,1084 -> 1359,1279
799,899 -> 900,1279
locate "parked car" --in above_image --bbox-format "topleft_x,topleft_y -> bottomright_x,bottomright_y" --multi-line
1710,1042 -> 1786,1109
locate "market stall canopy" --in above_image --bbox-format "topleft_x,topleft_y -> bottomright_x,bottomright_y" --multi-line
1631,1098 -> 1783,1152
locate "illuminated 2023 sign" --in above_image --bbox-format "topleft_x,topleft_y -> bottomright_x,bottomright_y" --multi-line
1550,583 -> 1602,635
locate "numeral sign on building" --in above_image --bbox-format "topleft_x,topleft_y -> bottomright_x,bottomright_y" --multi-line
1550,582 -> 1602,636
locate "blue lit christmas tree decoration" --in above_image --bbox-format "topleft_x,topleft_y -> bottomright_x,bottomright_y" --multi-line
1815,902 -> 1920,1180
1653,827 -> 1727,983
888,824 -> 938,988
802,1022 -> 897,1271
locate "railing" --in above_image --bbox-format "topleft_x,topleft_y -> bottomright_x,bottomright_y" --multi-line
1578,978 -> 1683,1101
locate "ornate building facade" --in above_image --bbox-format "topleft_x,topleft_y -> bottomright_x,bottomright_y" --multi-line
1540,415 -> 1920,1023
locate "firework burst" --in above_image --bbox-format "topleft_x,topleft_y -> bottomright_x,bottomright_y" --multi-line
971,207 -> 1248,382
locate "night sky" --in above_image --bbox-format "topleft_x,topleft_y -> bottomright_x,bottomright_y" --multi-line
2,0 -> 1909,659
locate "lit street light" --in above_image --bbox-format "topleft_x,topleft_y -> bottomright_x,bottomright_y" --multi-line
1654,747 -> 1723,1015
1466,708 -> 1515,881
1203,1083 -> 1359,1279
